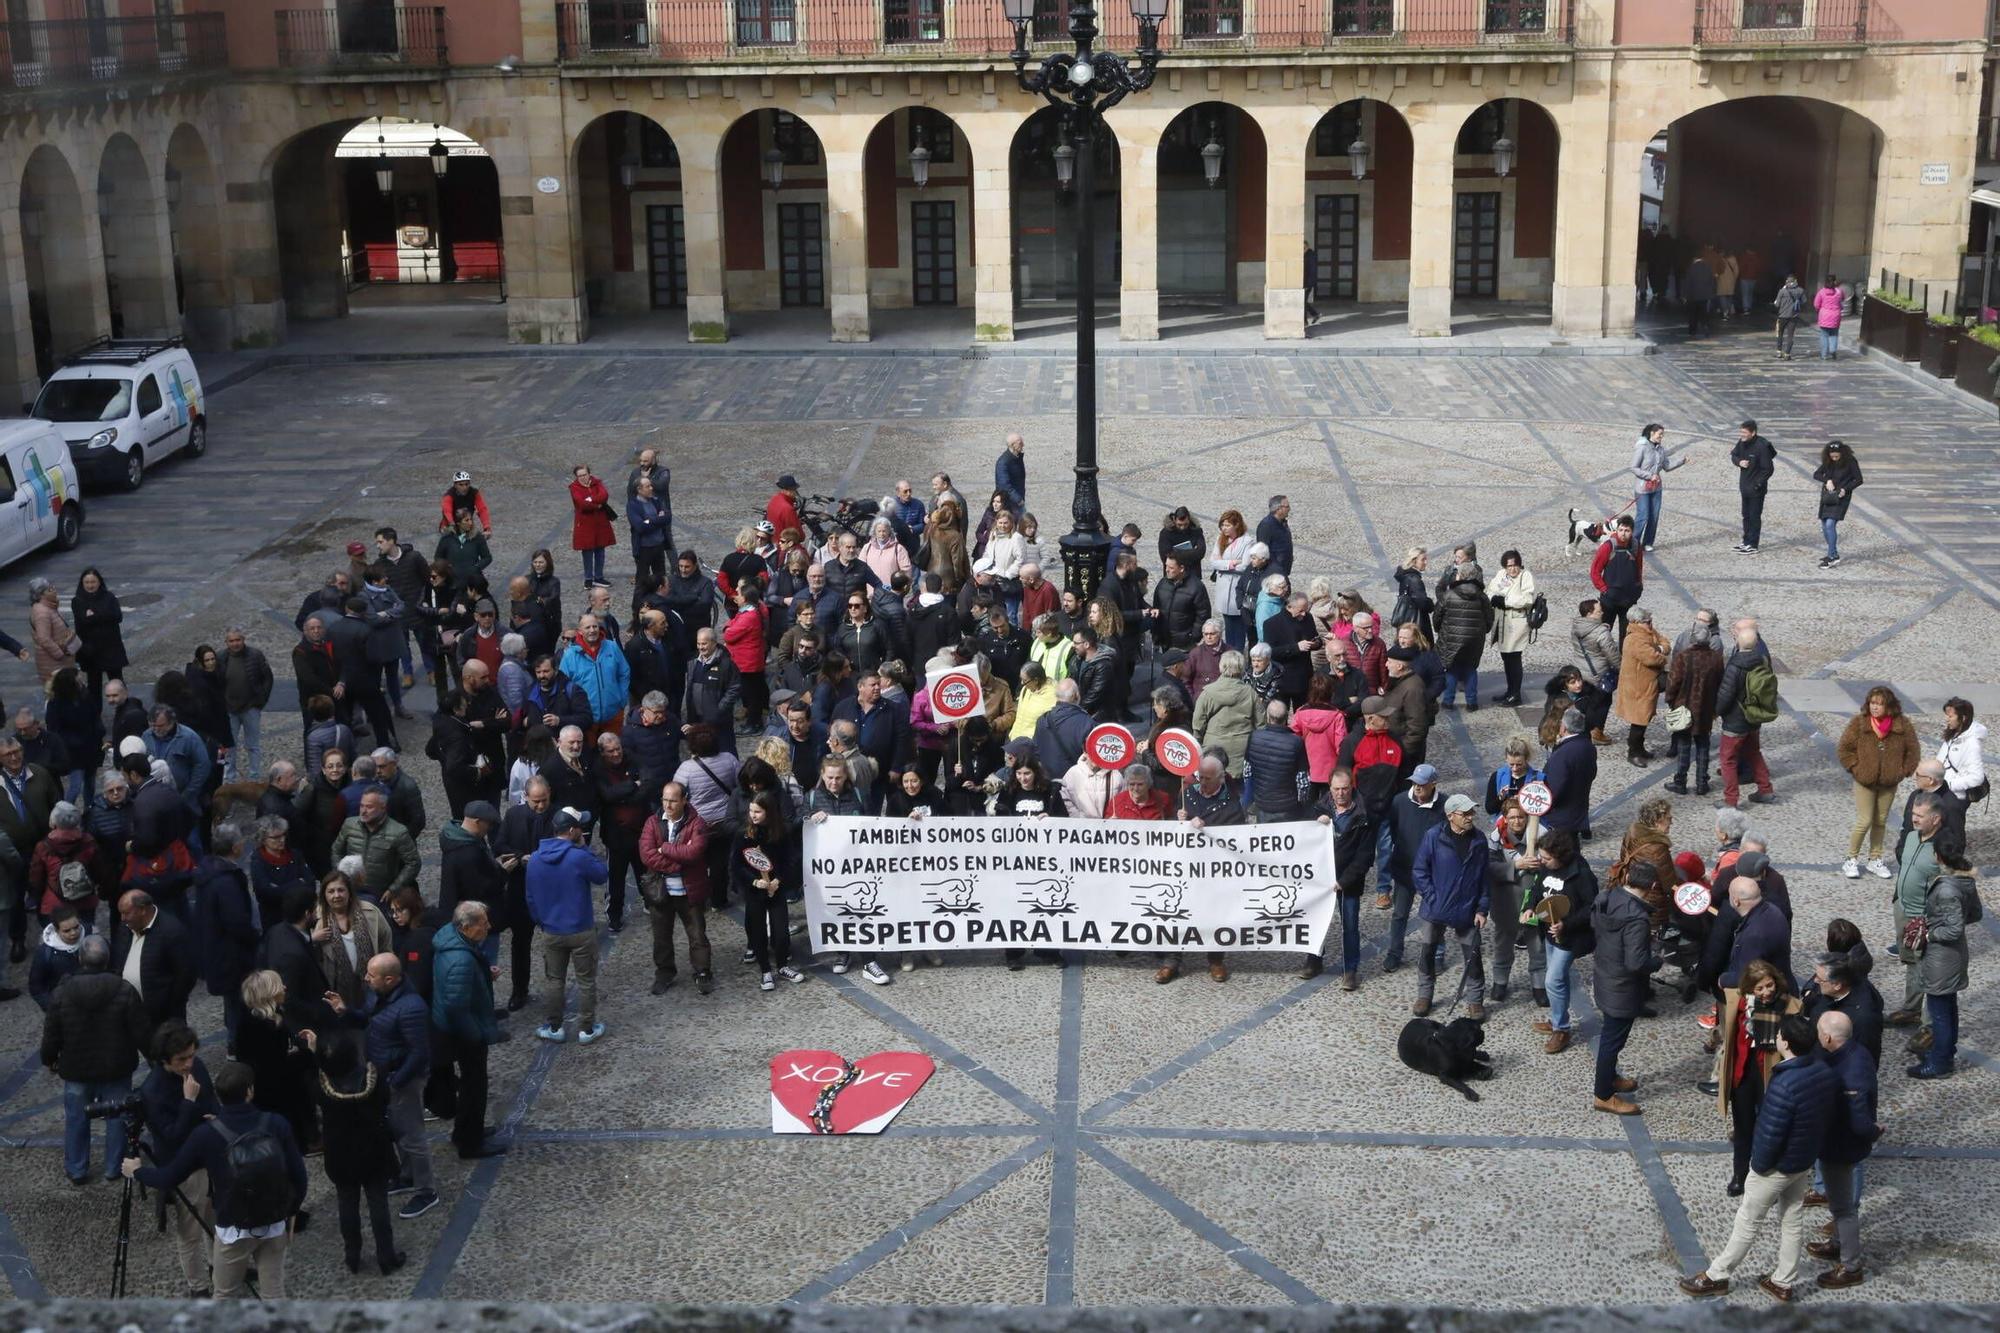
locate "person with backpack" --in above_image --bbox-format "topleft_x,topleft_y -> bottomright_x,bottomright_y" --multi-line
1588,515 -> 1644,641
1715,617 -> 1778,808
123,1058 -> 310,1299
1484,550 -> 1539,707
1909,836 -> 1978,1080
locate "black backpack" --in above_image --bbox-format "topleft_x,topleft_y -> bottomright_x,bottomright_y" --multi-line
213,1117 -> 294,1228
1525,594 -> 1550,633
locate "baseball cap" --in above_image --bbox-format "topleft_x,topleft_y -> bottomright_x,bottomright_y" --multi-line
473,599 -> 498,615
1443,794 -> 1476,815
462,800 -> 500,824
1409,763 -> 1439,785
776,474 -> 799,490
1385,645 -> 1417,662
1003,737 -> 1036,763
118,735 -> 148,759
552,807 -> 592,833
346,541 -> 367,558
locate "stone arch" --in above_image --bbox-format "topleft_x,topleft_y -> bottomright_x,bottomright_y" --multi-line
572,110 -> 683,318
1448,97 -> 1561,314
21,143 -> 98,378
717,107 -> 831,317
1009,103 -> 1120,309
97,132 -> 176,341
165,123 -> 229,347
1302,99 -> 1414,307
1154,101 -> 1266,310
861,105 -> 974,318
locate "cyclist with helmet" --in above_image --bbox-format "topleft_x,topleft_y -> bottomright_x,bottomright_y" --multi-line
440,472 -> 493,536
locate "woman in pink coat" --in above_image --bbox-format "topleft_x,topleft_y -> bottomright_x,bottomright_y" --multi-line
569,465 -> 616,588
1813,275 -> 1845,361
863,516 -> 912,587
1289,674 -> 1348,799
28,579 -> 76,684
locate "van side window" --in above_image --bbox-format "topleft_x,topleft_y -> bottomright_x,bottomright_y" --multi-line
0,455 -> 15,495
137,376 -> 162,415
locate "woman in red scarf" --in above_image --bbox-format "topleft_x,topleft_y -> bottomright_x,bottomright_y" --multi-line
570,465 -> 616,589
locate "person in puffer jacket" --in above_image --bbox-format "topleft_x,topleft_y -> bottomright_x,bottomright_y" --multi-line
525,809 -> 608,1043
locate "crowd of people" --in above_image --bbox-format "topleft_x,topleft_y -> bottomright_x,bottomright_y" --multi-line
9,424 -> 1988,1301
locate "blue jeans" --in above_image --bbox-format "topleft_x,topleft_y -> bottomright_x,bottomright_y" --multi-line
582,547 -> 608,584
1821,517 -> 1840,561
1222,614 -> 1247,653
1373,822 -> 1392,886
1594,1013 -> 1634,1100
1633,488 -> 1661,549
1545,941 -> 1575,1031
1924,992 -> 1959,1073
226,708 -> 262,783
63,1076 -> 130,1181
1738,284 -> 1755,314
1336,891 -> 1361,975
1818,326 -> 1839,357
1442,665 -> 1479,708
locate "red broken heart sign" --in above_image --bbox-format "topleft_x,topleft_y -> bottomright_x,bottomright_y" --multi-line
770,1049 -> 938,1135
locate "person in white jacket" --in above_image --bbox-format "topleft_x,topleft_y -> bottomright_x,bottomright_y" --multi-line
1484,550 -> 1539,706
1939,697 -> 1987,802
972,511 -> 1026,623
1202,509 -> 1252,653
1061,753 -> 1125,820
1629,423 -> 1686,552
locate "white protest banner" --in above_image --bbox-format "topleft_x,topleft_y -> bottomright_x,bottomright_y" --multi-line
803,816 -> 1336,954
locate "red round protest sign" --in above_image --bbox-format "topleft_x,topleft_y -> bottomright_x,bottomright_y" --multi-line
930,669 -> 982,722
1152,727 -> 1200,778
1516,780 -> 1554,818
1086,723 -> 1137,770
1673,881 -> 1712,916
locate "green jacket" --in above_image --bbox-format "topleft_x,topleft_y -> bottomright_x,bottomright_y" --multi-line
329,815 -> 421,896
1191,676 -> 1256,774
1894,829 -> 1938,918
430,923 -> 498,1044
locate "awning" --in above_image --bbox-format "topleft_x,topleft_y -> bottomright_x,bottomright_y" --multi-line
1973,169 -> 2000,210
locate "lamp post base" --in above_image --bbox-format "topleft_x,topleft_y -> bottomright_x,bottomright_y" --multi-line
1059,526 -> 1114,604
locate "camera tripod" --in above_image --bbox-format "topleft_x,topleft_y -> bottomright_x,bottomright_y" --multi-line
109,1140 -> 256,1300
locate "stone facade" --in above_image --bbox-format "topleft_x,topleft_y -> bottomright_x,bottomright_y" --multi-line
0,0 -> 1983,395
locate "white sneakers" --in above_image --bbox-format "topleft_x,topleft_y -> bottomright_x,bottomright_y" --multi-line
1843,857 -> 1892,880
1841,858 -> 1862,879
1866,858 -> 1892,879
829,955 -> 851,974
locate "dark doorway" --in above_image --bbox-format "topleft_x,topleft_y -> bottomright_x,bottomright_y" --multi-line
1314,195 -> 1359,300
1453,192 -> 1500,298
647,204 -> 686,308
911,199 -> 956,306
778,201 -> 824,307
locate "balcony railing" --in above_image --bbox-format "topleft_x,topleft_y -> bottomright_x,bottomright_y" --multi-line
553,0 -> 1576,61
276,5 -> 449,68
0,13 -> 226,90
1693,0 -> 1871,45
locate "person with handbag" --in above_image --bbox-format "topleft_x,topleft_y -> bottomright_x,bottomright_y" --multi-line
672,723 -> 742,911
1937,697 -> 1987,807
1907,835 -> 1977,1080
726,790 -> 805,992
1663,611 -> 1723,795
1886,793 -> 1945,1037
1484,551 -> 1538,706
28,579 -> 79,685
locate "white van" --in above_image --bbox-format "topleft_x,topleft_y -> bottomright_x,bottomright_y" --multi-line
0,419 -> 83,567
31,337 -> 206,491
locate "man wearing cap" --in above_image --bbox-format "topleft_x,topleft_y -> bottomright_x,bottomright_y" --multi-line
1411,794 -> 1490,1019
1541,707 -> 1598,839
453,599 -> 505,679
1729,420 -> 1776,554
439,800 -> 506,918
1380,645 -> 1430,765
767,475 -> 804,543
1383,763 -> 1445,973
528,808 -> 609,1044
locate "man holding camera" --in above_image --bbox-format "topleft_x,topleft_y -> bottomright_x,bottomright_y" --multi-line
39,934 -> 149,1185
137,1021 -> 221,1297
123,1060 -> 309,1299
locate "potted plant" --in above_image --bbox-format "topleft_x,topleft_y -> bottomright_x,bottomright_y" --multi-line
1860,288 -> 1925,361
1920,315 -> 1963,380
1957,324 -> 2000,408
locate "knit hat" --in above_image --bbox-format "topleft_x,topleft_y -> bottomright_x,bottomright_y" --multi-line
346,541 -> 367,558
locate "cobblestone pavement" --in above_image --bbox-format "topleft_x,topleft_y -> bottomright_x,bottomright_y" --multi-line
0,320 -> 1995,1308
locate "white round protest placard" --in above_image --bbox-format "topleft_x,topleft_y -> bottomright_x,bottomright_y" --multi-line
1674,881 -> 1712,916
929,667 -> 984,723
1085,723 -> 1137,770
1153,727 -> 1200,778
1516,780 -> 1553,817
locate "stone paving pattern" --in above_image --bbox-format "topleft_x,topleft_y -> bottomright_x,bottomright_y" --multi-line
0,321 -> 1995,1308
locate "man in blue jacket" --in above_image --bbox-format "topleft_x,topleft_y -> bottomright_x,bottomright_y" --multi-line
430,901 -> 505,1160
1410,795 -> 1489,1020
558,614 -> 632,734
1539,707 -> 1597,838
333,953 -> 437,1220
528,808 -> 608,1045
995,433 -> 1026,512
1680,1014 -> 1837,1302
1807,1010 -> 1878,1289
123,1059 -> 309,1299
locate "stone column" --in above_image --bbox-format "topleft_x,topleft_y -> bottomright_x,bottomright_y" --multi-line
103,183 -> 181,339
271,141 -> 348,323
1253,106 -> 1315,340
171,159 -> 233,350
822,126 -> 870,343
1406,116 -> 1456,337
36,192 -> 111,355
220,176 -> 284,348
0,178 -> 39,408
500,87 -> 587,346
965,116 -> 1014,342
1118,127 -> 1158,341
677,130 -> 728,343
1551,82 -> 1616,340
1868,64 -> 1981,291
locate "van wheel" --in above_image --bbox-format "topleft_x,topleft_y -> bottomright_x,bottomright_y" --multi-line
185,418 -> 206,458
123,450 -> 144,491
54,502 -> 81,551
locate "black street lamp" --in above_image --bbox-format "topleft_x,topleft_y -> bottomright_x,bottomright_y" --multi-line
1002,0 -> 1164,602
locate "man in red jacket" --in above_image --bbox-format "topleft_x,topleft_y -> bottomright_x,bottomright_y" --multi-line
636,781 -> 712,996
1589,515 -> 1645,642
766,474 -> 805,543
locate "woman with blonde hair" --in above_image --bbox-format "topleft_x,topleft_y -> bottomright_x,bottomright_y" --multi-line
236,968 -> 318,1152
314,870 -> 394,1009
1390,547 -> 1433,639
1202,508 -> 1253,651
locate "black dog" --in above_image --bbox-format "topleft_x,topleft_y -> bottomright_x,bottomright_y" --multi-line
1397,1016 -> 1495,1102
